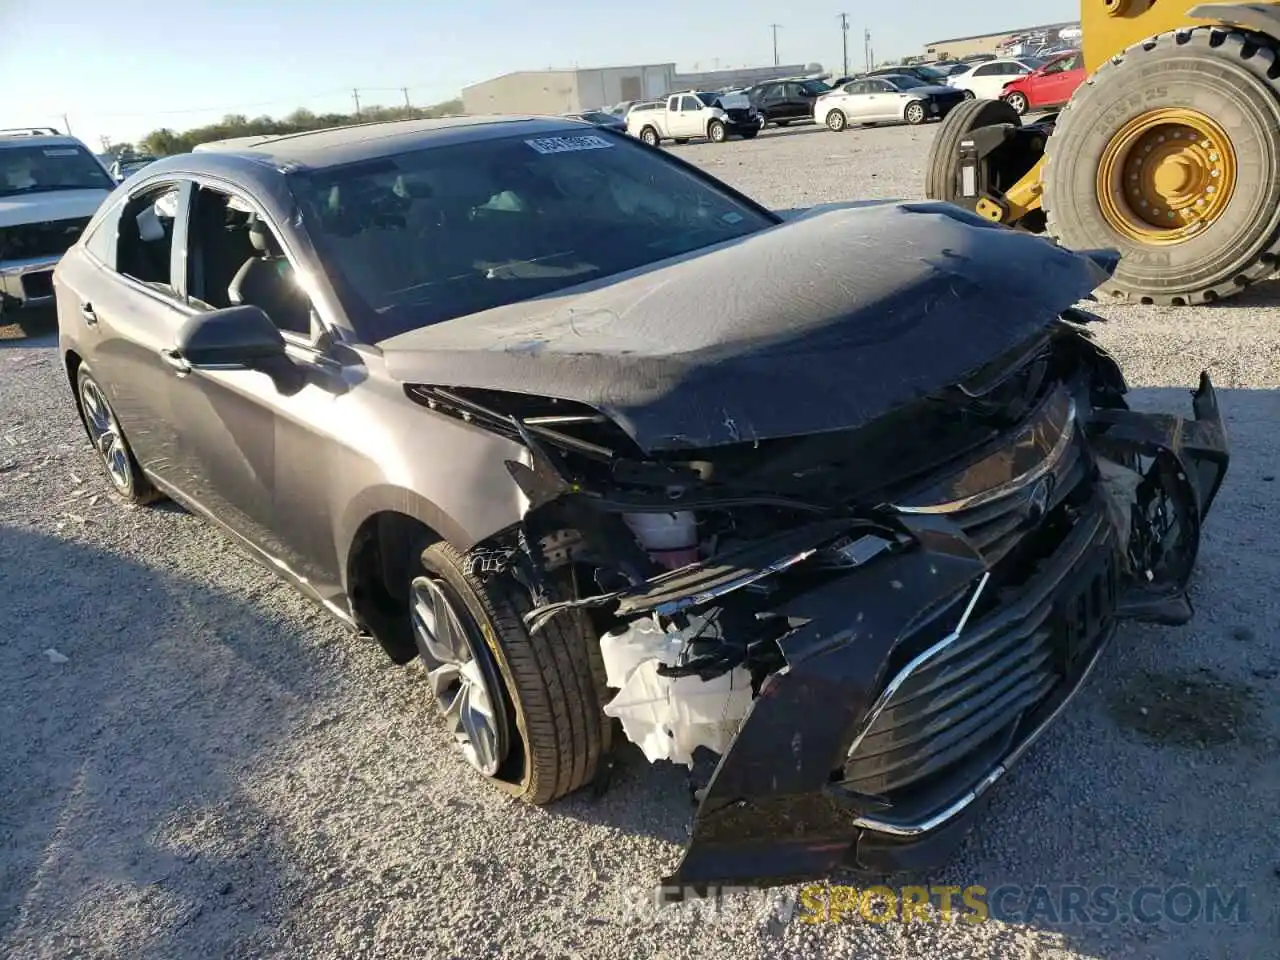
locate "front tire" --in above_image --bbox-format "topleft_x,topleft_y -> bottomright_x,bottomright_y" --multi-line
740,127 -> 759,139
1043,27 -> 1280,305
904,100 -> 926,125
1005,91 -> 1028,115
75,364 -> 160,505
962,89 -> 976,100
413,541 -> 610,805
639,126 -> 660,147
708,119 -> 727,143
826,109 -> 848,132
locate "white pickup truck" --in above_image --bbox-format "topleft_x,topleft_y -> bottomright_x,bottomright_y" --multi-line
626,91 -> 763,146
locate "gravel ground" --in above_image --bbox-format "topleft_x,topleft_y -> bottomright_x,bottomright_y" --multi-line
3,120 -> 1279,960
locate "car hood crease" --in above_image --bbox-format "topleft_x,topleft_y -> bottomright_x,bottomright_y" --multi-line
380,201 -> 1114,453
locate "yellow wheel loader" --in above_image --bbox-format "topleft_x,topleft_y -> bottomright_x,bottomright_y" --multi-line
925,2 -> 1280,305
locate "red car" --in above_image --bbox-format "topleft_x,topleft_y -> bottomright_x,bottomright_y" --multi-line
1000,50 -> 1085,115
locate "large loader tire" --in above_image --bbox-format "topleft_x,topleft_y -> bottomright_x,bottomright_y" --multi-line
1043,28 -> 1280,305
924,98 -> 1022,204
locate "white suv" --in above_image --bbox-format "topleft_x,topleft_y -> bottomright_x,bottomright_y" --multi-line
1,128 -> 115,314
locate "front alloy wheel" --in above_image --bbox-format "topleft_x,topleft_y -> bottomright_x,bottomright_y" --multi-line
905,101 -> 926,125
1005,91 -> 1028,115
826,109 -> 848,132
411,574 -> 510,777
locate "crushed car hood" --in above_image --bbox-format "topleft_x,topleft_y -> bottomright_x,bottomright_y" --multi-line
380,200 -> 1114,453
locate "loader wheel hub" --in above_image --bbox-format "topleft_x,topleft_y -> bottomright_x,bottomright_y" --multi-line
1097,109 -> 1236,244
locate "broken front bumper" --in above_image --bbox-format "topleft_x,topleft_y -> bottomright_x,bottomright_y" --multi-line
663,373 -> 1229,891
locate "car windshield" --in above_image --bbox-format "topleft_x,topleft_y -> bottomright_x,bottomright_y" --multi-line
289,130 -> 776,342
913,66 -> 948,82
580,112 -> 616,124
799,80 -> 831,95
0,143 -> 115,197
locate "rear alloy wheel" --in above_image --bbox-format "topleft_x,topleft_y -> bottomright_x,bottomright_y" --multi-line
76,365 -> 160,505
1005,91 -> 1029,115
1043,28 -> 1280,305
708,120 -> 727,143
639,126 -> 659,147
904,100 -> 927,125
413,541 -> 611,804
826,109 -> 848,132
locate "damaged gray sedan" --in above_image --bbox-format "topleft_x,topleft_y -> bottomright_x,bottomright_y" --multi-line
52,117 -> 1229,889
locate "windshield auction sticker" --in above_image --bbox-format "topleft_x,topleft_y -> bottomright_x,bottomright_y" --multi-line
524,135 -> 613,154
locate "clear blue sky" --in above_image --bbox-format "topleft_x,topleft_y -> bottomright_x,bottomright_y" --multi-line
1,0 -> 1077,149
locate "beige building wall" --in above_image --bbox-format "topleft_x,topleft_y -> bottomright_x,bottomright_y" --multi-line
462,71 -> 581,115
926,35 -> 1012,60
462,64 -> 677,116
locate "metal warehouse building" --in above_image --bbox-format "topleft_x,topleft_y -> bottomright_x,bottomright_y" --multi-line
461,62 -> 827,115
924,21 -> 1079,60
462,65 -> 677,115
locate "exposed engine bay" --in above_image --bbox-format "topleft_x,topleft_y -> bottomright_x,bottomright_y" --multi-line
405,303 -> 1229,889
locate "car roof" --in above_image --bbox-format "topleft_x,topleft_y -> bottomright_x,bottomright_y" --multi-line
175,115 -> 594,172
0,128 -> 86,150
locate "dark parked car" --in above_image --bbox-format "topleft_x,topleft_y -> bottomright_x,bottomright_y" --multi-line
866,64 -> 953,85
562,110 -> 627,133
52,117 -> 1229,890
743,78 -> 832,125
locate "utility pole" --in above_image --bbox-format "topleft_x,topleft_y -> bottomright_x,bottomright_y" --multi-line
62,113 -> 72,135
769,23 -> 782,66
839,13 -> 850,78
352,88 -> 362,118
864,28 -> 873,71
402,87 -> 411,108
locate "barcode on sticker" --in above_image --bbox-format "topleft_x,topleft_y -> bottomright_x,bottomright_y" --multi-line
524,135 -> 613,154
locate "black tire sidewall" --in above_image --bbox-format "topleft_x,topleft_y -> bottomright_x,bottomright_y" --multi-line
925,98 -> 1022,202
1044,30 -> 1280,299
76,364 -> 142,502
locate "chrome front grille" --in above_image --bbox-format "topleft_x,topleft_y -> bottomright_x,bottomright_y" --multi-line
843,502 -> 1119,798
891,383 -> 1089,564
950,433 -> 1087,563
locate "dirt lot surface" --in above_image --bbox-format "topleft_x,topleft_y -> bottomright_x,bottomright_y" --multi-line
3,120 -> 1279,959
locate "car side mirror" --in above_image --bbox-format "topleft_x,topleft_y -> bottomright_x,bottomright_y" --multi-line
174,304 -> 286,370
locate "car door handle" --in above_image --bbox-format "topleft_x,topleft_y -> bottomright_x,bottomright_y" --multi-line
80,302 -> 98,326
160,348 -> 191,376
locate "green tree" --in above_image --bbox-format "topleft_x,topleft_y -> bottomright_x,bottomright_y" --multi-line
138,97 -> 466,156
